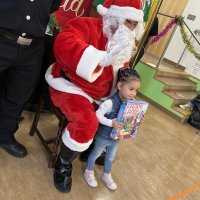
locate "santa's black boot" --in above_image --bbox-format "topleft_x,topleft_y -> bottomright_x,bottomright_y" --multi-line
80,141 -> 105,166
54,144 -> 79,193
79,142 -> 94,163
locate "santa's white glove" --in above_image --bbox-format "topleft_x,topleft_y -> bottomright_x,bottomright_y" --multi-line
99,36 -> 129,67
99,42 -> 129,67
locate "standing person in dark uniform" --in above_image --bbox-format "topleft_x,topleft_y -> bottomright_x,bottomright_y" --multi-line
0,0 -> 62,158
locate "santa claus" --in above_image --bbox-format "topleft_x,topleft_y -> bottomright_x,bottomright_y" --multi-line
45,0 -> 144,193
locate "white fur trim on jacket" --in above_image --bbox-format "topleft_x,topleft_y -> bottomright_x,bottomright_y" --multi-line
76,45 -> 107,83
97,5 -> 144,22
62,129 -> 93,152
45,65 -> 94,103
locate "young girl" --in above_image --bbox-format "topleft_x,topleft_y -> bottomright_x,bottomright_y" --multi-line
84,67 -> 141,190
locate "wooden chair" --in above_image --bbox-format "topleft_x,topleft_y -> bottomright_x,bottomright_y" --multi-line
29,89 -> 68,168
29,28 -> 67,168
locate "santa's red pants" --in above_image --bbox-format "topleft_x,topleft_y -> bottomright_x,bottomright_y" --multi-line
50,88 -> 99,152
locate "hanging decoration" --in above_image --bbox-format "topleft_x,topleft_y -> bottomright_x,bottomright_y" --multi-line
149,15 -> 178,45
149,15 -> 200,61
178,16 -> 200,61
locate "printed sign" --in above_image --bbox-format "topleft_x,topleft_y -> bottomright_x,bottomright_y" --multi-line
54,0 -> 93,27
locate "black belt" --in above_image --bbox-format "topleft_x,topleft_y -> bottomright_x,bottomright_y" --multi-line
61,70 -> 71,82
0,28 -> 42,46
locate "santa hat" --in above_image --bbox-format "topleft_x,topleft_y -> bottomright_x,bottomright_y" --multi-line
97,0 -> 144,22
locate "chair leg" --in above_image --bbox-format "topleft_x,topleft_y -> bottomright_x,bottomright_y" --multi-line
29,96 -> 45,136
48,118 -> 68,168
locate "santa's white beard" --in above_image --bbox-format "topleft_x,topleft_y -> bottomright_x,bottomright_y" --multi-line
106,24 -> 136,67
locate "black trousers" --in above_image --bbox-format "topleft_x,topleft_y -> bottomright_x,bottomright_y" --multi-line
0,37 -> 44,143
27,34 -> 54,105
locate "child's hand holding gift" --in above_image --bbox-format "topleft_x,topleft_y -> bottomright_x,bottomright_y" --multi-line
112,118 -> 123,130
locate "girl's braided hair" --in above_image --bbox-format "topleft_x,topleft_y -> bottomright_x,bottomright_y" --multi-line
117,67 -> 141,83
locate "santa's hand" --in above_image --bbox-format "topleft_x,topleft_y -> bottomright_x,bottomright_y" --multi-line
115,26 -> 130,45
99,40 -> 129,67
110,38 -> 129,55
99,52 -> 114,67
117,35 -> 130,47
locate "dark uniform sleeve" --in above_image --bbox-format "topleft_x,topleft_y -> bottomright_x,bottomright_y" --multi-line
50,0 -> 63,13
148,16 -> 159,36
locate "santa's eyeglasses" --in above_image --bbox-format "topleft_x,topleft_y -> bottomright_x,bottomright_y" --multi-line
125,19 -> 138,26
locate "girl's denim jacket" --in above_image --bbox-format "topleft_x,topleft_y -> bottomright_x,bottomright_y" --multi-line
96,92 -> 123,141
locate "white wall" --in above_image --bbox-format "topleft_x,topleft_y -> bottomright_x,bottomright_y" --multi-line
164,0 -> 200,68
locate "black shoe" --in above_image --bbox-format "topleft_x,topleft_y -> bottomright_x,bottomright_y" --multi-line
0,141 -> 27,158
54,156 -> 72,193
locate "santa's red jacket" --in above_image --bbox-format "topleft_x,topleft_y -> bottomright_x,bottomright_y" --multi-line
46,17 -> 128,102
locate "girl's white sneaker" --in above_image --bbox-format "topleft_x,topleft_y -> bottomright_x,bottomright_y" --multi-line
102,173 -> 117,190
84,170 -> 98,188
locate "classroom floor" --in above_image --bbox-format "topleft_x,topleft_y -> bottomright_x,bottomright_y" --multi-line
0,99 -> 199,200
